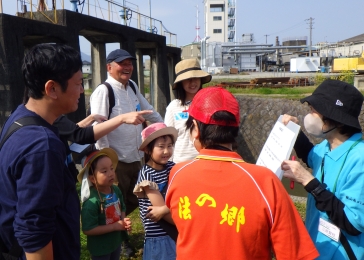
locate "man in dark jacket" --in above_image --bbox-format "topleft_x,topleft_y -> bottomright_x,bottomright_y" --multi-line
0,43 -> 83,260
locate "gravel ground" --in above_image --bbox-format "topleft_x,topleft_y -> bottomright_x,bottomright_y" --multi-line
290,195 -> 307,204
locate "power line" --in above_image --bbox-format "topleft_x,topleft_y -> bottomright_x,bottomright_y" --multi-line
255,21 -> 305,43
267,20 -> 306,36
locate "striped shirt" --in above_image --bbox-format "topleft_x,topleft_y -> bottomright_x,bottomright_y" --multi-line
135,161 -> 175,238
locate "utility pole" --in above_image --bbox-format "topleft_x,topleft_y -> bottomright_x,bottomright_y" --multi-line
305,17 -> 314,57
264,34 -> 269,44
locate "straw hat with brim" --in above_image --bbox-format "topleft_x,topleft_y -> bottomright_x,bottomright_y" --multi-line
173,59 -> 212,89
77,148 -> 119,183
139,123 -> 178,151
300,79 -> 364,130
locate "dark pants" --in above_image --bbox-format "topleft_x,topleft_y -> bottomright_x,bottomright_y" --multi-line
115,161 -> 141,216
91,244 -> 121,260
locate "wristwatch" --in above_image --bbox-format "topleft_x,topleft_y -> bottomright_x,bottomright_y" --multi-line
310,183 -> 327,198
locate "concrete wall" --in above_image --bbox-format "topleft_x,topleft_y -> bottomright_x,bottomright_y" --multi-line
0,12 -> 82,124
354,75 -> 364,90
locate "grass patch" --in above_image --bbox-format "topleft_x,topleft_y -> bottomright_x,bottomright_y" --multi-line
203,78 -> 318,99
204,82 -> 317,99
293,201 -> 307,221
84,88 -> 93,95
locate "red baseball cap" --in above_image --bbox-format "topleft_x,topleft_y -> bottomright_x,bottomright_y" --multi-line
188,87 -> 240,126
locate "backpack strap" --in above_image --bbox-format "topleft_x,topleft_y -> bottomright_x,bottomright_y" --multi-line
89,81 -> 136,119
0,116 -> 50,151
128,80 -> 148,129
102,82 -> 115,120
128,80 -> 137,95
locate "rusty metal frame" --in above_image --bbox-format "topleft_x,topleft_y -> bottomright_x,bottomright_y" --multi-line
27,0 -> 60,24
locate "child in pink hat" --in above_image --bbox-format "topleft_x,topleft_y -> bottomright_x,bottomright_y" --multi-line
133,123 -> 178,260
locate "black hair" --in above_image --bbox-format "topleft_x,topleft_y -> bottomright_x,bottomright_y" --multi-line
144,135 -> 175,163
22,43 -> 82,99
322,116 -> 361,137
174,81 -> 202,106
185,111 -> 239,148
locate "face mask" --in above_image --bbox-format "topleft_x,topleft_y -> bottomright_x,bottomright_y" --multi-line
304,114 -> 337,138
304,114 -> 325,138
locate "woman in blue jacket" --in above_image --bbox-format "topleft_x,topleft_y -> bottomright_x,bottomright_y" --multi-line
281,79 -> 364,260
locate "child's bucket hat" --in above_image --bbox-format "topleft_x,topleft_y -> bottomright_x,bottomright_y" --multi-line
77,148 -> 119,183
139,123 -> 178,151
78,148 -> 118,202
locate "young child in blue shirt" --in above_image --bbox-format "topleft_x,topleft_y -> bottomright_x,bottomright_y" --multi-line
79,148 -> 132,260
133,123 -> 178,260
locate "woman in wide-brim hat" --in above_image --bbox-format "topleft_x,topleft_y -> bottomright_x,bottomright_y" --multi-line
281,79 -> 364,259
164,58 -> 212,163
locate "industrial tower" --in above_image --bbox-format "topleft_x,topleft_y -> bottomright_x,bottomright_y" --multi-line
203,0 -> 236,43
194,5 -> 201,42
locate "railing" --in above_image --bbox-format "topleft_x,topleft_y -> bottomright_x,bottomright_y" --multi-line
9,0 -> 177,46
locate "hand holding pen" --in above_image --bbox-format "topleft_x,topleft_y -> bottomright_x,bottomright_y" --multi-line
282,156 -> 315,187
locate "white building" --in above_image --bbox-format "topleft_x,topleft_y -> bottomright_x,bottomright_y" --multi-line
203,0 -> 236,43
82,60 -> 92,74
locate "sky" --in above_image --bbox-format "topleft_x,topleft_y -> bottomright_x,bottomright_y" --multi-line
2,0 -> 363,57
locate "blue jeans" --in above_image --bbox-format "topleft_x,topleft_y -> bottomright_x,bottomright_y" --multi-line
143,235 -> 176,260
91,244 -> 121,260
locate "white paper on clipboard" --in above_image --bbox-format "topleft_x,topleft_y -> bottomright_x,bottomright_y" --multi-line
256,115 -> 300,179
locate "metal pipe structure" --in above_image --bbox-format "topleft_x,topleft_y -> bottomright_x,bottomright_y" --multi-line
0,0 -> 3,13
223,50 -> 276,54
228,46 -> 308,52
212,45 -> 216,67
222,44 -> 273,48
69,0 -> 78,12
201,36 -> 210,69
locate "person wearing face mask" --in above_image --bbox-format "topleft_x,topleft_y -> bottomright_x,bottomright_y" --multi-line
281,79 -> 364,260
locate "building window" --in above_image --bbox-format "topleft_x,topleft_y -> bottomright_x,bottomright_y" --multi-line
213,29 -> 222,34
210,4 -> 224,12
213,16 -> 222,21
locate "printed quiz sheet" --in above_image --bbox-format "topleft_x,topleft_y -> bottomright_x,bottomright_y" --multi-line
256,115 -> 300,179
